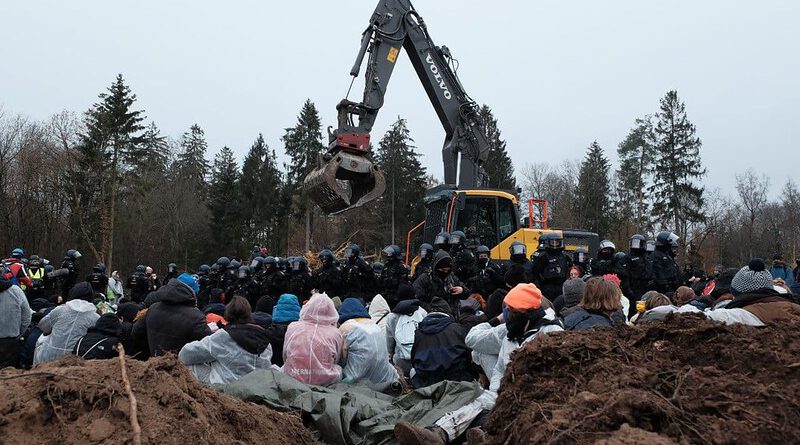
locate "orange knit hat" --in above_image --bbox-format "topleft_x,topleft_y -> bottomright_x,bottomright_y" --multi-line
503,283 -> 543,310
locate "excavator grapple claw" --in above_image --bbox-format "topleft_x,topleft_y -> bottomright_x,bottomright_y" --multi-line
303,152 -> 386,215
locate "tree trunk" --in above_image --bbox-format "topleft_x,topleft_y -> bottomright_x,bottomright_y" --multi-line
304,205 -> 311,252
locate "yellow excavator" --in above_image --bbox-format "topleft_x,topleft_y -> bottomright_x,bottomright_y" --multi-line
304,0 -> 598,263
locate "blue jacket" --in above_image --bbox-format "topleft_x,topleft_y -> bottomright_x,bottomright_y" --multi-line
564,308 -> 615,331
272,294 -> 301,323
338,298 -> 370,324
769,265 -> 796,286
410,313 -> 473,388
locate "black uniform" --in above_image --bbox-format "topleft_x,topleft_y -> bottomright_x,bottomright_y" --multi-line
531,250 -> 572,301
379,260 -> 410,307
312,264 -> 343,298
651,249 -> 680,293
341,257 -> 374,299
451,247 -> 475,284
467,259 -> 504,298
127,273 -> 149,303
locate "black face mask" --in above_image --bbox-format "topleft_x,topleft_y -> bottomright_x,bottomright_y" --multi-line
506,307 -> 546,344
478,257 -> 489,268
435,268 -> 450,279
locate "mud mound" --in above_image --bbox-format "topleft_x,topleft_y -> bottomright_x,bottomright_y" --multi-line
487,314 -> 800,445
0,354 -> 319,445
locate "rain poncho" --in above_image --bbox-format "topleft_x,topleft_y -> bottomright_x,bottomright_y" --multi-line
179,323 -> 273,385
368,294 -> 391,335
35,297 -> 99,364
282,294 -> 344,386
338,299 -> 399,385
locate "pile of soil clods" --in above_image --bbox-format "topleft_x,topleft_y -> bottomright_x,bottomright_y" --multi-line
0,354 -> 319,445
487,314 -> 800,445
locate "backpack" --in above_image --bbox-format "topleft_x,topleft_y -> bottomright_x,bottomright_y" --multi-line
394,310 -> 425,360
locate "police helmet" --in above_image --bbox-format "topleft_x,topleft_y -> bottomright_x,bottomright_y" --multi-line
509,241 -> 527,257
574,247 -> 589,264
382,245 -> 401,260
449,231 -> 466,246
216,257 -> 231,268
544,233 -> 564,251
629,235 -> 646,251
345,244 -> 361,259
419,243 -> 434,260
434,232 -> 450,249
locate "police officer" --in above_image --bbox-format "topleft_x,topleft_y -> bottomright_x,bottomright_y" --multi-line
287,257 -> 314,303
591,240 -> 617,276
508,241 -> 532,283
412,243 -> 435,283
379,245 -> 410,307
433,231 -> 450,253
313,249 -> 342,298
651,231 -> 681,293
127,265 -> 149,303
164,263 -> 179,284
531,233 -> 572,300
235,265 -> 262,308
26,255 -> 47,301
261,256 -> 287,297
467,245 -> 504,298
448,231 -> 475,283
618,235 -> 652,317
59,249 -> 82,297
86,263 -> 109,295
572,247 -> 591,276
341,244 -> 373,299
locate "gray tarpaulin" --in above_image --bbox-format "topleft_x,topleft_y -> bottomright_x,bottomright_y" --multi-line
219,369 -> 483,445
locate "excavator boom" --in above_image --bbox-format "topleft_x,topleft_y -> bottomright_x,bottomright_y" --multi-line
303,0 -> 490,214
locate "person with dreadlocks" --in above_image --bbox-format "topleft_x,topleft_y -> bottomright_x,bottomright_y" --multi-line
394,283 -> 563,445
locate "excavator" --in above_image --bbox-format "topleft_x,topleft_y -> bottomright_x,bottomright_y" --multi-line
303,0 -> 598,263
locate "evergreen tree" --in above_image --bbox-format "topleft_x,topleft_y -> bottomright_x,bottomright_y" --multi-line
74,73 -> 146,269
174,124 -> 210,192
573,141 -> 611,236
282,99 -> 325,189
375,117 -> 428,244
137,122 -> 169,175
239,133 -> 286,253
208,146 -> 241,254
614,116 -> 656,235
479,105 -> 516,189
649,90 -> 706,240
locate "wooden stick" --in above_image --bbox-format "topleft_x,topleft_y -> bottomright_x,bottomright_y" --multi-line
117,345 -> 142,445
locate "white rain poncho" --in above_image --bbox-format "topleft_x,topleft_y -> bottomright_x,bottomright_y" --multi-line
282,294 -> 344,385
35,299 -> 99,364
368,294 -> 391,335
179,325 -> 273,385
339,318 -> 399,385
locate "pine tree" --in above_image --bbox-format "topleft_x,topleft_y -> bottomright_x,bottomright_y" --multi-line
573,141 -> 611,236
282,99 -> 325,189
614,116 -> 656,236
239,133 -> 286,253
479,105 -> 516,190
75,74 -> 146,269
649,90 -> 706,240
375,117 -> 428,244
174,124 -> 210,192
208,146 -> 241,254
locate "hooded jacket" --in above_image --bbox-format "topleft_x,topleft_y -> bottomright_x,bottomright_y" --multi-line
0,278 -> 32,339
706,288 -> 800,326
131,280 -> 210,356
412,251 -> 469,316
34,289 -> 100,364
409,305 -> 473,388
267,294 -> 301,367
179,323 -> 273,385
337,298 -> 399,385
384,299 -> 428,366
282,294 -> 344,385
73,313 -> 120,360
368,294 -> 391,335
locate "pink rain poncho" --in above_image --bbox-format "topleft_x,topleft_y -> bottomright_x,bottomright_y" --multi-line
282,294 -> 344,385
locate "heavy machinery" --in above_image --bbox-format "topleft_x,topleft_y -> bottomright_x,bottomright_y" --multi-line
303,0 -> 598,261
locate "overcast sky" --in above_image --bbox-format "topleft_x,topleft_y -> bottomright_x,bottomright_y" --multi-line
2,0 -> 798,198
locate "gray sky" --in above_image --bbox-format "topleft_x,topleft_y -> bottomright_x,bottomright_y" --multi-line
2,0 -> 798,197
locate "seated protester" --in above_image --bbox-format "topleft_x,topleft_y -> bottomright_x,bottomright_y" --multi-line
395,283 -> 563,445
131,274 -> 211,357
337,298 -> 400,385
706,259 -> 800,326
203,289 -> 228,329
553,278 -> 586,318
563,278 -> 624,331
368,293 -> 392,335
179,296 -> 272,385
458,296 -> 487,331
116,302 -> 143,358
409,297 -> 474,389
675,286 -> 696,306
267,293 -> 301,367
282,294 -> 344,386
485,265 -> 527,319
413,251 -> 470,316
34,282 -> 100,365
601,274 -> 629,323
73,313 -> 121,360
385,298 -> 428,378
631,293 -> 675,324
0,276 -> 32,368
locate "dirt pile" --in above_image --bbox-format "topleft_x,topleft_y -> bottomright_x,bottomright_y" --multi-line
0,354 -> 319,445
487,314 -> 800,445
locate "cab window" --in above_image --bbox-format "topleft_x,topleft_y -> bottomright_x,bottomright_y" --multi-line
498,198 -> 517,240
454,196 -> 498,248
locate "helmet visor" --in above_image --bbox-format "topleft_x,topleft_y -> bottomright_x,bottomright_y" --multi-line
434,234 -> 449,246
630,238 -> 644,250
510,244 -> 526,256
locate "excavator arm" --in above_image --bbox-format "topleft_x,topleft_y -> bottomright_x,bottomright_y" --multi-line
304,0 -> 490,214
